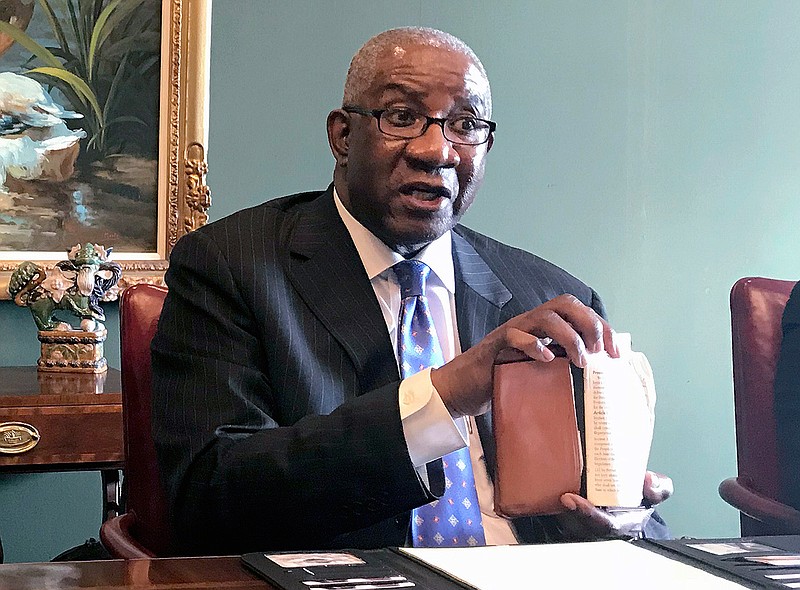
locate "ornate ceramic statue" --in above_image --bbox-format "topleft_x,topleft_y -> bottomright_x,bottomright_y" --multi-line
8,244 -> 122,372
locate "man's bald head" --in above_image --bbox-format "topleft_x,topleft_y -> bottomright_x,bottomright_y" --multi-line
342,27 -> 492,116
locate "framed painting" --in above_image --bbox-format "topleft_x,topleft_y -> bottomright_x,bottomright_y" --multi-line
0,0 -> 212,299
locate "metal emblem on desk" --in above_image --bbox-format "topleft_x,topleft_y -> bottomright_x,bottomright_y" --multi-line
0,422 -> 41,454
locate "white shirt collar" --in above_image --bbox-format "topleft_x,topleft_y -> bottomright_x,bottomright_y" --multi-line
333,188 -> 455,293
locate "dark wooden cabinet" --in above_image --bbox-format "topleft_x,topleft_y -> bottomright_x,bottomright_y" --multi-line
0,367 -> 123,517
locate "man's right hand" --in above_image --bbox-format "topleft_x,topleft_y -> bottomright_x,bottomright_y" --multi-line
430,294 -> 618,417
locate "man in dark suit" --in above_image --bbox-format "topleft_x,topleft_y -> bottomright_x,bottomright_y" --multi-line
775,281 -> 800,510
152,27 -> 671,555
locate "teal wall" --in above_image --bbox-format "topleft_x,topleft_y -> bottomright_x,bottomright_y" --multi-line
2,0 -> 798,562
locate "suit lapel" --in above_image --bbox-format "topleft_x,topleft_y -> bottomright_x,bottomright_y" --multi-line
452,228 -> 512,353
286,188 -> 399,393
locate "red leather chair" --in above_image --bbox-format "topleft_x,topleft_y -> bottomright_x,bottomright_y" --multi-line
719,277 -> 800,535
100,283 -> 174,557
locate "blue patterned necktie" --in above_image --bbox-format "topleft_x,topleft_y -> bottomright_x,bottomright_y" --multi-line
394,259 -> 486,548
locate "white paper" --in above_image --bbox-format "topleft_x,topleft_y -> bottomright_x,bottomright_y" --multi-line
400,541 -> 749,590
584,334 -> 656,507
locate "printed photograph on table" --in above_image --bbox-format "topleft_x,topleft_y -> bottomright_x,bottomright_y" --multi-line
265,552 -> 367,568
0,0 -> 212,299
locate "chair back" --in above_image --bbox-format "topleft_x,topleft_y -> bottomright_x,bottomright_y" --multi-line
729,277 -> 796,529
101,283 -> 171,557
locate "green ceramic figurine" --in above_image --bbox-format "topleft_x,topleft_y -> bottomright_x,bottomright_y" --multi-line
8,244 -> 122,372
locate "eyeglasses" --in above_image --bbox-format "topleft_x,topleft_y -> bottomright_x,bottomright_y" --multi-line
343,106 -> 496,146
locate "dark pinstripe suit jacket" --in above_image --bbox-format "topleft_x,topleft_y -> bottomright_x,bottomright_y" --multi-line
775,282 -> 800,510
151,186 -> 608,554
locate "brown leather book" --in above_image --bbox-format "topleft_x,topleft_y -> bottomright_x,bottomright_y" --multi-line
492,355 -> 582,517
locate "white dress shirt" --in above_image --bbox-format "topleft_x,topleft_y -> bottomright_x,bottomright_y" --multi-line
333,190 -> 518,545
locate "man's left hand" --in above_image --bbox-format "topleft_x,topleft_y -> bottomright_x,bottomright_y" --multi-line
554,470 -> 673,540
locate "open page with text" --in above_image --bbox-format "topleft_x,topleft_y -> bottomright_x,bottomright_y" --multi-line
584,333 -> 657,507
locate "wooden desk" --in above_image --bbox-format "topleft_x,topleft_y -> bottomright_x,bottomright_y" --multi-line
0,556 -> 272,589
0,541 -> 782,590
0,367 -> 124,518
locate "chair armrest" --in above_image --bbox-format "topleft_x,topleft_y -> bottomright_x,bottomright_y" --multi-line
100,512 -> 156,559
719,477 -> 800,533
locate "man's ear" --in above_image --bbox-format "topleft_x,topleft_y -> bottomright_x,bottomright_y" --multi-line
486,132 -> 494,153
327,109 -> 350,167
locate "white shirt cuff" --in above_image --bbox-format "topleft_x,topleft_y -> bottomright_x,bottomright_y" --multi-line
399,368 -> 469,472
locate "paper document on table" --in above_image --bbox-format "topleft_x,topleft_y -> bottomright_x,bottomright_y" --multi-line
399,541 -> 749,590
584,333 -> 656,507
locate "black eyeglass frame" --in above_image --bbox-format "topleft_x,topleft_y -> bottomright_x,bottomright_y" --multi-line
342,106 -> 496,146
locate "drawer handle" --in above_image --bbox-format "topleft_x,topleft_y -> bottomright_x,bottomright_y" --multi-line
0,422 -> 41,454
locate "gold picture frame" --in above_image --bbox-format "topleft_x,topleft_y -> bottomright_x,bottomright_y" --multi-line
0,0 -> 212,299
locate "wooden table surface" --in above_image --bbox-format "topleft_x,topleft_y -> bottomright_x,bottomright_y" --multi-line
0,556 -> 274,590
0,366 -> 121,400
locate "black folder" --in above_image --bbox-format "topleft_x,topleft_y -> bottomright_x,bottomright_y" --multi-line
644,535 -> 800,590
